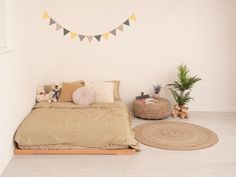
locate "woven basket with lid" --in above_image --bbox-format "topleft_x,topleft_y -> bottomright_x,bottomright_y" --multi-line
133,98 -> 171,120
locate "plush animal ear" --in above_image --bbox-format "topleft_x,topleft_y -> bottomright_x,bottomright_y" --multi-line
175,105 -> 180,110
37,85 -> 45,93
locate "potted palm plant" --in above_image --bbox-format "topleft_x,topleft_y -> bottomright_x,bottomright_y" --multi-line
167,64 -> 201,118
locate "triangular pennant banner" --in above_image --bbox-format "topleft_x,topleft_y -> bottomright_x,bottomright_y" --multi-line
102,33 -> 109,40
129,14 -> 136,21
56,24 -> 62,31
63,28 -> 70,36
42,11 -> 49,19
117,25 -> 123,32
49,18 -> 56,25
110,29 -> 116,36
42,12 -> 136,42
70,32 -> 77,39
123,19 -> 130,26
95,35 -> 102,42
79,35 -> 85,41
87,36 -> 93,42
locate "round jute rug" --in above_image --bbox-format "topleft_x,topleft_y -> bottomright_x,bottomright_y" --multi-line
133,121 -> 218,151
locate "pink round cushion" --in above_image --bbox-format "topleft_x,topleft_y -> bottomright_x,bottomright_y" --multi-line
72,87 -> 96,106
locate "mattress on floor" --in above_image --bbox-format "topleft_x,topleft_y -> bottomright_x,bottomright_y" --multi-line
14,101 -> 139,150
18,144 -> 129,150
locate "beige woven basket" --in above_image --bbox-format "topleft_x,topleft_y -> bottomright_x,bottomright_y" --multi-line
133,98 -> 171,120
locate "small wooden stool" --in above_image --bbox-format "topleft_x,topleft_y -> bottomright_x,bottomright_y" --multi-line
133,98 -> 171,120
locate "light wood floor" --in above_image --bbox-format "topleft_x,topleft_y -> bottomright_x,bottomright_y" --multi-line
2,112 -> 236,177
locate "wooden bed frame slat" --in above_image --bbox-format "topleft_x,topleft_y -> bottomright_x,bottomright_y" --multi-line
14,149 -> 136,155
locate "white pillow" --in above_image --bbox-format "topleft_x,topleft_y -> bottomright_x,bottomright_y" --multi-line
85,82 -> 114,103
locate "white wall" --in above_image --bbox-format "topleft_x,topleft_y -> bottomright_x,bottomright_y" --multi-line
0,0 -> 37,174
0,0 -> 7,49
30,0 -> 235,112
0,0 -> 235,174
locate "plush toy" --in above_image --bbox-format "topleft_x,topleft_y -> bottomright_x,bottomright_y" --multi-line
49,83 -> 62,102
171,105 -> 189,119
171,105 -> 180,117
36,86 -> 50,102
179,105 -> 189,119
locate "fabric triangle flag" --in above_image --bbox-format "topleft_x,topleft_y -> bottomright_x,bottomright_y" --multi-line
70,32 -> 77,39
79,35 -> 85,41
95,35 -> 102,42
56,24 -> 62,31
117,25 -> 123,32
63,28 -> 70,36
42,11 -> 49,19
49,18 -> 56,25
129,14 -> 136,21
123,19 -> 130,26
102,33 -> 109,40
87,36 -> 93,42
110,29 -> 116,36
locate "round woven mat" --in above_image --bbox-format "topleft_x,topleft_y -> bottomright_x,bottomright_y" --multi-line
133,121 -> 218,151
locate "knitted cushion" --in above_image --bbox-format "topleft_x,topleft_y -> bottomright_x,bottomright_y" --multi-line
72,87 -> 96,106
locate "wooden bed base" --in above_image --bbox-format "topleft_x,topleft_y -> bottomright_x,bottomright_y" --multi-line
14,148 -> 136,155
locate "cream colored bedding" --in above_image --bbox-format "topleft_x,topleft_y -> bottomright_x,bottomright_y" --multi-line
14,101 -> 139,150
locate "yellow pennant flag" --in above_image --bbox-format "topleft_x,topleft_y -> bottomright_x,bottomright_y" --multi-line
70,32 -> 78,39
42,11 -> 49,19
102,32 -> 109,40
129,14 -> 136,21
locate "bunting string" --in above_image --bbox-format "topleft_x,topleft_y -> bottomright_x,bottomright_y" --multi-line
42,11 -> 136,42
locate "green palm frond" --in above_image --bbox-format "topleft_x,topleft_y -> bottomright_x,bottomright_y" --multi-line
169,88 -> 179,103
167,64 -> 201,106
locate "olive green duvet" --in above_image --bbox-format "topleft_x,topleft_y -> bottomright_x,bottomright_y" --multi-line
14,101 -> 139,150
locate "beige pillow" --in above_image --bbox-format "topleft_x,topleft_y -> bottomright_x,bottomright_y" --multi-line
85,82 -> 114,103
105,80 -> 121,101
58,81 -> 84,102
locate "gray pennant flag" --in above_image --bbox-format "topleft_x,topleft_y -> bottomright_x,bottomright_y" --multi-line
63,28 -> 70,36
49,18 -> 56,25
56,24 -> 62,31
79,35 -> 85,41
95,35 -> 102,42
117,25 -> 123,31
123,19 -> 130,26
110,29 -> 116,36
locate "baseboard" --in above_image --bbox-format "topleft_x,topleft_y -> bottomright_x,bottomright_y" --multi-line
189,106 -> 236,112
128,103 -> 236,113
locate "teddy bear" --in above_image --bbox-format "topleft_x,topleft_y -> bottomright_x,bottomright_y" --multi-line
171,105 -> 181,117
48,83 -> 62,102
171,105 -> 189,119
35,86 -> 51,102
179,105 -> 189,119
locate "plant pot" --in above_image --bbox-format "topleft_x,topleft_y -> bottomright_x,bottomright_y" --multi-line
153,93 -> 160,99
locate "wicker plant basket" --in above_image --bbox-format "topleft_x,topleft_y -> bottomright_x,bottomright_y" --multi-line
133,98 -> 171,120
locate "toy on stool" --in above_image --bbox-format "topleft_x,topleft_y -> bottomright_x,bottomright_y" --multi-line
35,86 -> 51,102
171,105 -> 189,119
49,83 -> 62,102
